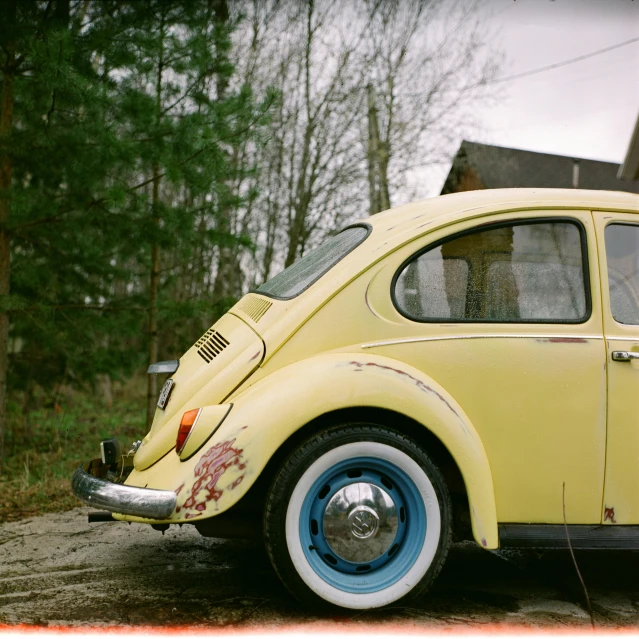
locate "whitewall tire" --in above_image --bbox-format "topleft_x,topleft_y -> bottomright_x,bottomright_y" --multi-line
264,425 -> 452,610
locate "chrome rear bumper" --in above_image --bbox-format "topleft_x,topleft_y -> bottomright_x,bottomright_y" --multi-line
71,459 -> 177,520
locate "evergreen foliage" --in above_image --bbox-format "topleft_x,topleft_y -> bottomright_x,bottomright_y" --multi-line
0,0 -> 498,468
0,0 -> 273,458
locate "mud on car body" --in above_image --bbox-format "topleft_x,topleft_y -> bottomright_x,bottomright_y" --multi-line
73,188 -> 639,610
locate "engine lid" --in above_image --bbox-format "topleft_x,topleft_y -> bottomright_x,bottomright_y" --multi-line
134,313 -> 264,471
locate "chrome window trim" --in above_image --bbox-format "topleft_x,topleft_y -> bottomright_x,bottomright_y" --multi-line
361,334 -> 603,349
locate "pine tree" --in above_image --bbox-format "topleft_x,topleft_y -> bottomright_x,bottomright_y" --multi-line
0,0 -> 272,461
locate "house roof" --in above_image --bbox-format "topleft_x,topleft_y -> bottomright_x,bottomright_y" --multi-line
619,111 -> 639,181
442,141 -> 639,194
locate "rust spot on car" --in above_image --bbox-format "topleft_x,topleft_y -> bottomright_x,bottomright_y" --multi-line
347,360 -> 460,419
536,337 -> 587,344
481,538 -> 487,547
250,350 -> 261,362
176,438 -> 246,517
604,506 -> 616,523
175,484 -> 184,496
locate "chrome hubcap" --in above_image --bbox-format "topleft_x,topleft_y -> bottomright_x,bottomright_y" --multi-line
323,482 -> 398,563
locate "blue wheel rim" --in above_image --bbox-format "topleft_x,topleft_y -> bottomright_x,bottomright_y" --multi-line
299,456 -> 427,594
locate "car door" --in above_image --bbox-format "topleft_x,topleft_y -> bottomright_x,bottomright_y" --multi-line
594,211 -> 639,525
377,209 -> 606,524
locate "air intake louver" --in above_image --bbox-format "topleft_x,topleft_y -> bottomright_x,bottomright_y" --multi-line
196,329 -> 229,363
237,296 -> 272,323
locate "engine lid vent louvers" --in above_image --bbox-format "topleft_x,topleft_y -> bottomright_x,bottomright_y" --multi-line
195,329 -> 230,363
236,296 -> 272,323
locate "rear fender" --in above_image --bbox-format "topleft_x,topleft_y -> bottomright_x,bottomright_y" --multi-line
118,352 -> 498,548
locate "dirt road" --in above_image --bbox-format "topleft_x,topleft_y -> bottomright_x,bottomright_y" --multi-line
1,508 -> 638,630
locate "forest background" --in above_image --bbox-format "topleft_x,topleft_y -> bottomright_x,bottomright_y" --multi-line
0,0 -> 498,519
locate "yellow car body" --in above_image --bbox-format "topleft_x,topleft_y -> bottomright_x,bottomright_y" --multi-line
73,187 -> 639,608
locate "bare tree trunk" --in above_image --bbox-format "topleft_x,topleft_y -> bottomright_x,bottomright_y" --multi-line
367,83 -> 379,215
367,83 -> 389,213
146,163 -> 160,428
146,15 -> 165,429
284,0 -> 314,268
377,136 -> 391,212
0,0 -> 17,468
211,0 -> 243,301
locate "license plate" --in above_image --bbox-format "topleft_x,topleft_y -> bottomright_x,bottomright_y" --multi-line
157,379 -> 175,410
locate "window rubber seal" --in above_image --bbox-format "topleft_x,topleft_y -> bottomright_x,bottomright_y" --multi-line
603,221 -> 639,327
252,223 -> 372,301
390,216 -> 593,325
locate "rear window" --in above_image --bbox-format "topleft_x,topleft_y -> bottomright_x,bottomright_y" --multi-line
256,226 -> 370,300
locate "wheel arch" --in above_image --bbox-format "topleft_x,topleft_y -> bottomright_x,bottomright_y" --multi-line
214,352 -> 498,548
248,406 -> 472,540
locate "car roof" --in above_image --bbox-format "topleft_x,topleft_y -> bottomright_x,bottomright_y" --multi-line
363,188 -> 639,244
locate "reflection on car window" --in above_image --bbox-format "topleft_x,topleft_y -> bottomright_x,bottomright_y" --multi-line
256,226 -> 369,299
395,221 -> 587,322
605,224 -> 639,325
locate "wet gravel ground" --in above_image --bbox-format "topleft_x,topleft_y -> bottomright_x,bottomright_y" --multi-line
1,508 -> 639,630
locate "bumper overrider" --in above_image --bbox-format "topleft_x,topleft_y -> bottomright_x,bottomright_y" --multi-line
72,459 -> 176,520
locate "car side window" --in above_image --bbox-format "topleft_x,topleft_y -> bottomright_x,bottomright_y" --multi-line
604,224 -> 639,326
394,220 -> 588,323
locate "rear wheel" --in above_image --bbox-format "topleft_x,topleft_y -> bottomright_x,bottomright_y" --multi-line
264,424 -> 452,610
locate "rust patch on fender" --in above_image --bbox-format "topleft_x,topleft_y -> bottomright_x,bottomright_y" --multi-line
176,439 -> 246,518
481,538 -> 487,547
604,506 -> 616,523
536,337 -> 587,344
229,476 -> 244,490
347,360 -> 460,419
249,350 -> 261,362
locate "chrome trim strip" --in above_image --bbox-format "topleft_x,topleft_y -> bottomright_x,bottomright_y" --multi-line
361,334 -> 603,349
72,461 -> 176,520
147,359 -> 180,374
606,336 -> 639,342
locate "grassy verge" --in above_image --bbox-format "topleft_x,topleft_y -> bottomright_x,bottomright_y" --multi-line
1,386 -> 147,523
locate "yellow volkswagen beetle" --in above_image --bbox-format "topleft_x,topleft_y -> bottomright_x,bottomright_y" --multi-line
73,188 -> 639,610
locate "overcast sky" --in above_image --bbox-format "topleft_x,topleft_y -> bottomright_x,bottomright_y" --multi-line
433,0 -> 639,191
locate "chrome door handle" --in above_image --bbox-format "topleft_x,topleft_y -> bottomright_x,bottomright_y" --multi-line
612,351 -> 639,362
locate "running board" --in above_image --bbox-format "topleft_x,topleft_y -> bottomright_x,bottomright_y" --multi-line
499,525 -> 639,550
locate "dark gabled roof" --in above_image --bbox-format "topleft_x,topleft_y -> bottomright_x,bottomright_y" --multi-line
442,141 -> 639,195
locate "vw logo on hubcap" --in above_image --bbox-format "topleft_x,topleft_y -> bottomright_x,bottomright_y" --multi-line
348,506 -> 379,539
323,481 -> 398,563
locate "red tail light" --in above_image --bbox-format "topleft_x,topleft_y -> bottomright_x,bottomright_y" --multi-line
176,408 -> 201,454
